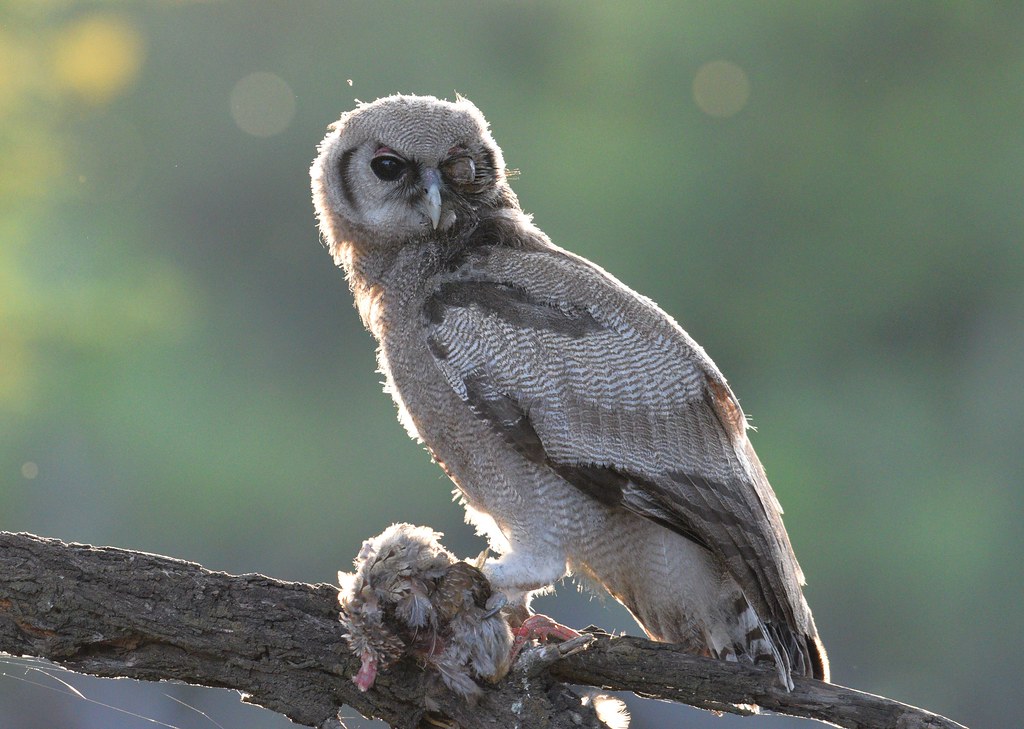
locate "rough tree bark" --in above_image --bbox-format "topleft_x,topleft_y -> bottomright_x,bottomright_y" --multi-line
0,532 -> 968,729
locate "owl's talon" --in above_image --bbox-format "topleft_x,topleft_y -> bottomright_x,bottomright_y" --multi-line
544,632 -> 596,660
515,633 -> 596,677
510,613 -> 582,663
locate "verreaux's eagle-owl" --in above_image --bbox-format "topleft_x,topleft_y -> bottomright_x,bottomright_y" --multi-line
311,94 -> 828,687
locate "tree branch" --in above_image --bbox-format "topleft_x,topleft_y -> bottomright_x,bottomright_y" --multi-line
0,532 -> 968,729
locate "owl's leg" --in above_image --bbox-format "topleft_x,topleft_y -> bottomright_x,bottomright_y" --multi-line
482,546 -> 581,661
461,497 -> 568,601
482,545 -> 567,604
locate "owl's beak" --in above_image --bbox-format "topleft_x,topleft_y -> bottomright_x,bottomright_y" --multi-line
421,167 -> 443,229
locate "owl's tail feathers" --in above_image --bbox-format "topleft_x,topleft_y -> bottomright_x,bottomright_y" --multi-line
801,619 -> 830,682
765,619 -> 830,686
714,598 -> 829,690
709,599 -> 791,688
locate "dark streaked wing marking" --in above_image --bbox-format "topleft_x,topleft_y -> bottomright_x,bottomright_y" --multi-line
460,372 -> 623,507
548,462 -> 628,508
428,280 -> 602,338
461,372 -> 547,465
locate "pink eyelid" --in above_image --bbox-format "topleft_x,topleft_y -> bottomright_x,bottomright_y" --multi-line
372,145 -> 467,160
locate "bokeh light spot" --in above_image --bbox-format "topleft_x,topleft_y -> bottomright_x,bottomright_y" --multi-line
0,29 -> 34,115
21,462 -> 38,480
692,60 -> 751,118
229,72 -> 296,137
51,15 -> 145,104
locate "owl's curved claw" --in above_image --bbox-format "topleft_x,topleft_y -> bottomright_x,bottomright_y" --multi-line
515,633 -> 596,677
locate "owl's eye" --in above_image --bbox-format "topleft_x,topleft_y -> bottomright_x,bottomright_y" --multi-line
443,156 -> 476,186
370,154 -> 407,182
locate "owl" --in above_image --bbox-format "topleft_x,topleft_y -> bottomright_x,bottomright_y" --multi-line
311,94 -> 828,689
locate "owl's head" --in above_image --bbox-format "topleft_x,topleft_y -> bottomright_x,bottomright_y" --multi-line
311,94 -> 515,256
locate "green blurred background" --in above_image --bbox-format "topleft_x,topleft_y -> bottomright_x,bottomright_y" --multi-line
2,2 -> 1021,728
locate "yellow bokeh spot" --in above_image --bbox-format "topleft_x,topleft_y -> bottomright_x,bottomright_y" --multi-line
0,29 -> 35,115
693,60 -> 751,118
51,15 -> 145,104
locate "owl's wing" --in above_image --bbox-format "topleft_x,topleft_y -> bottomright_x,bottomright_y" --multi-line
424,244 -> 808,628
